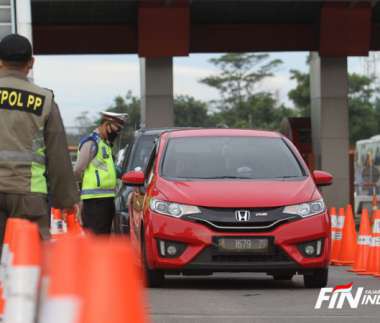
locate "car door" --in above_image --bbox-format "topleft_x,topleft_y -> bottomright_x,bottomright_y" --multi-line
130,144 -> 157,248
114,142 -> 134,234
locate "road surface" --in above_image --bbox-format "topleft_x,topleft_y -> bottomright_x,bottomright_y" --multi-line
148,266 -> 380,323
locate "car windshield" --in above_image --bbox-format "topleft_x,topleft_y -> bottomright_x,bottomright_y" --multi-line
129,135 -> 156,171
161,136 -> 305,180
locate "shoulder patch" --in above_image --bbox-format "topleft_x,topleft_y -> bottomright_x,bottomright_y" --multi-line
0,87 -> 45,116
79,132 -> 100,155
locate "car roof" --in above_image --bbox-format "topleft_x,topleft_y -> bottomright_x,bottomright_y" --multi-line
165,128 -> 282,138
136,127 -> 196,136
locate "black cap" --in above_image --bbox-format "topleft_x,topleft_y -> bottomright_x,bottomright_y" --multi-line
0,34 -> 33,62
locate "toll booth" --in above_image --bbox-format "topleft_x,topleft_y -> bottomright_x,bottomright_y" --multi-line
281,116 -> 355,209
280,117 -> 314,170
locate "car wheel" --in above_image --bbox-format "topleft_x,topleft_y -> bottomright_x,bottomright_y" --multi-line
273,274 -> 293,281
303,268 -> 328,288
141,232 -> 165,288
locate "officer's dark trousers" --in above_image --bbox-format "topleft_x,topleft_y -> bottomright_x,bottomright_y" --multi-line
82,197 -> 115,235
0,193 -> 50,255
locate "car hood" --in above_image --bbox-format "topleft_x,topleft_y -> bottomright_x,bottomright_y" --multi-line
156,177 -> 317,208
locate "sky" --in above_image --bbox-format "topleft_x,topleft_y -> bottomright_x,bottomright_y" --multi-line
32,52 -> 368,127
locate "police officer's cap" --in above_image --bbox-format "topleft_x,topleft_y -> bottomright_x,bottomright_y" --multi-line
101,112 -> 128,128
0,34 -> 33,62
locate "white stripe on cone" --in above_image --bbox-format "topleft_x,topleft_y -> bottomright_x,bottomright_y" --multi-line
4,266 -> 40,323
373,219 -> 380,234
3,252 -> 14,300
50,219 -> 67,235
357,235 -> 371,245
336,216 -> 345,229
39,297 -> 81,323
0,244 -> 10,282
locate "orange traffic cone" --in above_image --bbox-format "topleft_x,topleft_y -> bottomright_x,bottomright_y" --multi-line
331,207 -> 345,264
350,209 -> 371,272
369,211 -> 380,276
329,207 -> 337,259
37,242 -> 52,320
64,208 -> 84,236
334,205 -> 357,266
358,210 -> 379,276
4,222 -> 42,323
50,208 -> 67,239
358,231 -> 375,276
39,236 -> 90,323
78,238 -> 147,323
0,219 -> 28,319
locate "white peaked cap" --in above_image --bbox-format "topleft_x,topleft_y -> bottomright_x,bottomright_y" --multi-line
100,111 -> 128,126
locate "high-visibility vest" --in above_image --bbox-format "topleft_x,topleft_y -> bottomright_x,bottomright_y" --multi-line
0,73 -> 53,194
79,133 -> 116,200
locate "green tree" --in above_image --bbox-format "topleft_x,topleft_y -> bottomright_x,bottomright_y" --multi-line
199,52 -> 295,130
349,74 -> 378,143
288,69 -> 310,116
288,70 -> 380,144
91,92 -> 214,132
200,53 -> 282,110
212,92 -> 295,130
174,95 -> 211,127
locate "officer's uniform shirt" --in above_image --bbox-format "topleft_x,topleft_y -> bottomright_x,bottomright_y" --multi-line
0,69 -> 79,209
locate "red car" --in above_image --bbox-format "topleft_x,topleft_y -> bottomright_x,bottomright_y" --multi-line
123,129 -> 333,288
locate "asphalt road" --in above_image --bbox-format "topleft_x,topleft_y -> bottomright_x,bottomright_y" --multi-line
147,266 -> 380,323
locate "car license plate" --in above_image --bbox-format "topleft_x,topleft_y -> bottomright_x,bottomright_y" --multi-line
217,238 -> 270,253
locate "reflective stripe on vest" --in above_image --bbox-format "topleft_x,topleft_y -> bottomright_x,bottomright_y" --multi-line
81,189 -> 115,195
0,149 -> 47,194
0,150 -> 45,164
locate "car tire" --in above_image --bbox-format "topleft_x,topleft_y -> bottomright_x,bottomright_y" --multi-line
141,233 -> 165,288
303,268 -> 328,288
273,274 -> 293,281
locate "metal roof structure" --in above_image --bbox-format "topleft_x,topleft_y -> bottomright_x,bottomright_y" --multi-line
31,1 -> 380,56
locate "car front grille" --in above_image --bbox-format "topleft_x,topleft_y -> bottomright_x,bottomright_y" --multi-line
184,206 -> 299,232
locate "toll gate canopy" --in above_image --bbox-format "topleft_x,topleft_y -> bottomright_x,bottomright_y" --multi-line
31,0 -> 380,58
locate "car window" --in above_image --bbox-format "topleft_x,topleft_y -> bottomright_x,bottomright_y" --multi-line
161,136 -> 305,180
116,147 -> 127,167
128,135 -> 157,171
144,144 -> 157,179
121,143 -> 133,172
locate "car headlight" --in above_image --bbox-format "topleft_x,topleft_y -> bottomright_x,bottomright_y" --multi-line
149,199 -> 201,218
283,199 -> 325,218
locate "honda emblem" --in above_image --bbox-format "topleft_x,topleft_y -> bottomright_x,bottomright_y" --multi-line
235,210 -> 251,222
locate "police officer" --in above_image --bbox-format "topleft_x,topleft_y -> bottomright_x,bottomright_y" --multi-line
0,34 -> 79,242
74,112 -> 127,234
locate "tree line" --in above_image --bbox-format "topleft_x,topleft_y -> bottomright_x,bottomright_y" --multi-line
72,53 -> 380,147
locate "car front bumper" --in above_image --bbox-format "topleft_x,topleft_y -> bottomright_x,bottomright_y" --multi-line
144,211 -> 331,273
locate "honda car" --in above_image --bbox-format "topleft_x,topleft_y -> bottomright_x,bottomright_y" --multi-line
123,129 -> 333,288
114,128 -> 178,234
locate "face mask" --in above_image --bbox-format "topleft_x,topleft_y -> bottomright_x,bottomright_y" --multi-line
107,131 -> 119,143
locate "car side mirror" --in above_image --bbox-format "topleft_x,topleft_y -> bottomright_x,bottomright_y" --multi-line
122,171 -> 145,186
313,170 -> 333,187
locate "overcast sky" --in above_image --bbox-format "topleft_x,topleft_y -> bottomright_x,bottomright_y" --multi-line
32,52 -> 367,127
